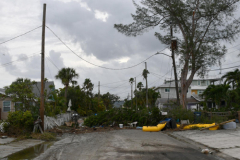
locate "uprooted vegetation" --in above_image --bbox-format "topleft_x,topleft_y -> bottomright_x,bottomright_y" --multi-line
84,107 -> 163,127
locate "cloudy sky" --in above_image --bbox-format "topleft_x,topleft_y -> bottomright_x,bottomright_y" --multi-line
0,0 -> 240,100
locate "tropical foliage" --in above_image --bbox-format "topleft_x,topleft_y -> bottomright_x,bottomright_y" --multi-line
4,78 -> 37,114
124,86 -> 160,109
84,107 -> 163,127
55,67 -> 79,103
202,69 -> 240,111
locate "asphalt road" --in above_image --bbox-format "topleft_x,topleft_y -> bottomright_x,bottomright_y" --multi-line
35,130 -> 222,160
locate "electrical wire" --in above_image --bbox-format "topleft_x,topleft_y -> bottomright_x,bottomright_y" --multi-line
46,25 -> 168,70
0,26 -> 42,45
100,73 -> 142,86
0,52 -> 40,68
46,57 -> 60,70
45,58 -> 53,80
208,65 -> 240,71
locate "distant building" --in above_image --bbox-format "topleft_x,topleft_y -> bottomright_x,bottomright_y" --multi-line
113,101 -> 124,108
0,81 -> 55,120
155,78 -> 221,110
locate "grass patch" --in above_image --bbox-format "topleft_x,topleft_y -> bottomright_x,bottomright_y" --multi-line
31,132 -> 56,141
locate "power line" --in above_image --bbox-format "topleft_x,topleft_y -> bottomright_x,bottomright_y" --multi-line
0,52 -> 40,68
222,60 -> 240,66
45,59 -> 53,80
0,26 -> 42,45
46,25 -> 168,70
46,57 -> 60,70
100,73 -> 142,86
208,65 -> 240,71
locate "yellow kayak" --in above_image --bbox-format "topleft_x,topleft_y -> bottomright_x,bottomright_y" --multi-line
182,123 -> 216,130
142,123 -> 166,132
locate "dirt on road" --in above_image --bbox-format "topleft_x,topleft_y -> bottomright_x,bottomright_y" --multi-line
34,130 -> 221,160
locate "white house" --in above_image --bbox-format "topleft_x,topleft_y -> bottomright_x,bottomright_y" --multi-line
156,78 -> 221,110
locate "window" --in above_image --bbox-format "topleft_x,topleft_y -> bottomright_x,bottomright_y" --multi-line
3,101 -> 11,112
198,90 -> 204,95
198,81 -> 201,85
165,88 -> 170,93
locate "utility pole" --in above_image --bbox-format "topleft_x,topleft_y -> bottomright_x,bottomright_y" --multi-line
98,81 -> 100,98
131,82 -> 133,108
135,77 -> 137,111
145,62 -> 148,108
40,3 -> 46,132
171,25 -> 180,105
98,81 -> 100,104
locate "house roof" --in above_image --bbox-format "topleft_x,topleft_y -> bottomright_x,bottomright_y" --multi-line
0,88 -> 5,95
113,101 -> 124,108
32,81 -> 55,97
0,81 -> 55,98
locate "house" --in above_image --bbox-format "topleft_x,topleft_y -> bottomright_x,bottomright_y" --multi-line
156,78 -> 221,110
155,96 -> 202,111
113,101 -> 124,108
0,81 -> 55,120
0,88 -> 15,120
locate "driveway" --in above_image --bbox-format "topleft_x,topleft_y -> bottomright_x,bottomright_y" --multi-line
171,126 -> 240,160
35,130 -> 220,160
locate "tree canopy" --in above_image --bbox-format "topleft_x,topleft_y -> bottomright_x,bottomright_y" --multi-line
114,0 -> 240,108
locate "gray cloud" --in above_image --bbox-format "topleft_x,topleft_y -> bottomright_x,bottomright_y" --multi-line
42,0 -> 166,61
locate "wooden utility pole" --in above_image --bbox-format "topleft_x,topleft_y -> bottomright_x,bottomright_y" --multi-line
131,82 -> 133,108
135,77 -> 137,111
145,62 -> 148,108
171,25 -> 180,105
98,81 -> 100,102
40,3 -> 46,132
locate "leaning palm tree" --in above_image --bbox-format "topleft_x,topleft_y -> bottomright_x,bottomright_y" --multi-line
142,69 -> 149,107
55,68 -> 79,104
222,69 -> 240,89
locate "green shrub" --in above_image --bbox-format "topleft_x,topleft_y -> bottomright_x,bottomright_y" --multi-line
200,114 -> 228,124
163,106 -> 194,123
84,107 -> 163,127
4,111 -> 34,135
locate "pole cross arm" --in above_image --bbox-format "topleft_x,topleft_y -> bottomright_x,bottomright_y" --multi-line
155,52 -> 172,58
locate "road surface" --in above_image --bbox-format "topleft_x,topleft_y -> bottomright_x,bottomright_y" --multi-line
35,129 -> 222,160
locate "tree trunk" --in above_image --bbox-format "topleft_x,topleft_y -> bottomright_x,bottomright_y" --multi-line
131,84 -> 133,108
65,85 -> 68,106
180,67 -> 195,109
180,80 -> 188,109
146,78 -> 148,108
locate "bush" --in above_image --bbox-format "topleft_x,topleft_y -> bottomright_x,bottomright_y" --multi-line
200,114 -> 228,124
4,111 -> 34,135
31,132 -> 56,141
84,107 -> 163,127
163,106 -> 194,123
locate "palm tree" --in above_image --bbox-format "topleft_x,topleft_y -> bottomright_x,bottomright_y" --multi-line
142,69 -> 149,107
55,67 -> 79,104
222,69 -> 240,89
129,78 -> 134,108
137,82 -> 144,91
83,78 -> 94,109
203,84 -> 230,108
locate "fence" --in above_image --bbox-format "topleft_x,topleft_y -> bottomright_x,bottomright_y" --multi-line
44,113 -> 71,130
206,112 -> 231,119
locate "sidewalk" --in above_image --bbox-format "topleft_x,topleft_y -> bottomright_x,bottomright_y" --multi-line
170,123 -> 240,159
0,137 -> 43,158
